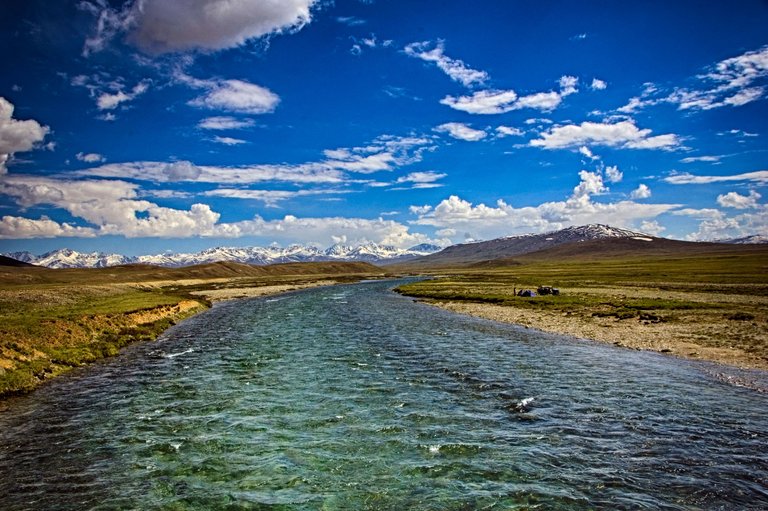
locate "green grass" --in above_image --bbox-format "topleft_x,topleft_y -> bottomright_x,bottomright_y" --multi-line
0,285 -> 205,397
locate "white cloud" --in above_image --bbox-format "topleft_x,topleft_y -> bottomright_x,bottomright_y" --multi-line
0,97 -> 50,174
96,81 -> 149,110
558,75 -> 579,96
441,82 -> 575,114
514,91 -> 563,111
189,79 -> 280,114
664,170 -> 768,185
440,89 -> 519,114
630,184 -> 652,199
202,188 -> 345,207
212,136 -> 247,145
86,0 -> 320,55
198,116 -> 256,130
0,175 -> 221,239
640,220 -> 665,236
578,146 -> 598,160
572,170 -> 608,199
496,126 -> 524,137
717,190 -> 761,209
678,207 -> 768,241
77,160 -> 343,185
680,155 -> 721,164
435,122 -> 487,141
76,134 -> 434,184
230,215 -> 433,248
0,174 -> 439,246
396,171 -> 446,184
404,40 -> 489,87
590,78 -> 607,90
624,46 -> 768,112
604,165 -> 623,183
410,170 -> 680,242
76,152 -> 106,163
530,120 -> 679,150
163,161 -> 203,181
0,215 -> 97,239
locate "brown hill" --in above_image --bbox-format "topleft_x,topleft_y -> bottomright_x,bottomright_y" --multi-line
472,237 -> 768,267
0,255 -> 36,267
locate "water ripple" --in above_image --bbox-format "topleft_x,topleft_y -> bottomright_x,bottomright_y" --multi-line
1,279 -> 767,510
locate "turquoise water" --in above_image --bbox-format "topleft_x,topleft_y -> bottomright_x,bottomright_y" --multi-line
1,280 -> 767,510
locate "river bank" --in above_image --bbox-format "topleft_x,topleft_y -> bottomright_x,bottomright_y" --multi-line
0,261 -> 385,400
399,282 -> 768,371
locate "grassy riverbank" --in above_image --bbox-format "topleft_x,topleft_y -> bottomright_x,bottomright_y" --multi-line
396,250 -> 768,370
0,261 -> 385,399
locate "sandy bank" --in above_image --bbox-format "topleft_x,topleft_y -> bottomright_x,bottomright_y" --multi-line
425,300 -> 768,371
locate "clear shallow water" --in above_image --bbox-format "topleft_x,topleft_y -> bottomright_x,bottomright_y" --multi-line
1,280 -> 767,510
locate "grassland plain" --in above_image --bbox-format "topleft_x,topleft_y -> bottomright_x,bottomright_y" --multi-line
0,261 -> 385,400
396,250 -> 768,371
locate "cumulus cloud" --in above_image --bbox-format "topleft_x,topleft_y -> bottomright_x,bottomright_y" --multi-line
198,116 -> 256,130
404,40 -> 488,87
163,161 -> 203,181
434,122 -> 487,141
83,0 -> 319,55
676,207 -> 768,241
717,190 -> 761,209
0,175 -> 221,239
76,152 -> 106,163
0,98 -> 50,174
0,173 -> 440,246
630,184 -> 652,199
530,120 -> 679,150
604,165 -> 623,183
496,126 -> 524,137
664,170 -> 768,185
591,78 -> 607,90
189,79 -> 280,114
410,170 -> 680,242
558,75 -> 579,96
0,215 -> 97,239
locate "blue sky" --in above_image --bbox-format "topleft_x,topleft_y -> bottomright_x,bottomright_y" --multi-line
1,0 -> 767,256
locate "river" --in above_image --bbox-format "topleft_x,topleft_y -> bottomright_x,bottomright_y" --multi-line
1,280 -> 767,510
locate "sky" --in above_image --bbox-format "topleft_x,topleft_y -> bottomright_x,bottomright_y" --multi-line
0,0 -> 767,256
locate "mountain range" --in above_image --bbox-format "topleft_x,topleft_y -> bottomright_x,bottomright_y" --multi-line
3,224 -> 766,269
3,242 -> 442,269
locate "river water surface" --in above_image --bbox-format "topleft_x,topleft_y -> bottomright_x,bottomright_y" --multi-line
1,280 -> 767,510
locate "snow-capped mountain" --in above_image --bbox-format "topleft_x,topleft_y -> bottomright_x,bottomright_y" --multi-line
398,224 -> 656,267
721,234 -> 768,244
5,242 -> 441,269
